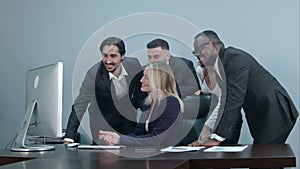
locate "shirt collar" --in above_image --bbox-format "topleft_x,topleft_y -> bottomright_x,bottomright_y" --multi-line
214,57 -> 220,73
213,57 -> 222,79
108,63 -> 128,80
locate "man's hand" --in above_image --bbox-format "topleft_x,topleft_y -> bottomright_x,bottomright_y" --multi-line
189,138 -> 221,147
201,138 -> 221,147
188,140 -> 203,147
194,90 -> 202,95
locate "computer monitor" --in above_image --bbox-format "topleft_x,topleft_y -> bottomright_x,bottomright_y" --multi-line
11,62 -> 63,152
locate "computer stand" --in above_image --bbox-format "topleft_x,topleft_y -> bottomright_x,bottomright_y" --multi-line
11,100 -> 55,152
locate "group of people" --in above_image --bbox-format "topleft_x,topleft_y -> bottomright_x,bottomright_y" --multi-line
64,30 -> 298,147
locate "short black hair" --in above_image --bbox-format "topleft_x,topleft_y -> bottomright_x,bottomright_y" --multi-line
146,38 -> 169,51
99,37 -> 126,55
195,30 -> 223,46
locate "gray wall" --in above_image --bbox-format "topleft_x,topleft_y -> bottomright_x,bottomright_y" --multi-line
1,0 -> 299,167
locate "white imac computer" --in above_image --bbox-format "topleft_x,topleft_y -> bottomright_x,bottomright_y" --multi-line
11,62 -> 63,152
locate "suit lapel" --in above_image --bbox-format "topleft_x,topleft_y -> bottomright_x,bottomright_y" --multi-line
217,58 -> 226,86
97,61 -> 112,94
122,58 -> 134,85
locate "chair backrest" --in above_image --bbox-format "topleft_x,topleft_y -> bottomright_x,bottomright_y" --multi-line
179,93 -> 215,145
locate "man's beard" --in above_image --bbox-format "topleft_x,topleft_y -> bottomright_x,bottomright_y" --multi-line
200,56 -> 216,68
105,63 -> 118,73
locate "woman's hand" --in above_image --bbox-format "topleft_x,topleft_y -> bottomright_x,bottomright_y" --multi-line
98,130 -> 120,145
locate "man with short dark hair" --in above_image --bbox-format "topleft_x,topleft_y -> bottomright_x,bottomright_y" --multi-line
190,30 -> 298,146
146,38 -> 200,99
64,37 -> 142,144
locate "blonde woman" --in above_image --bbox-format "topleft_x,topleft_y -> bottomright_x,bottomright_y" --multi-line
98,61 -> 184,146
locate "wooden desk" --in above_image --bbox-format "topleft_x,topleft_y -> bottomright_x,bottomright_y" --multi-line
0,144 -> 296,169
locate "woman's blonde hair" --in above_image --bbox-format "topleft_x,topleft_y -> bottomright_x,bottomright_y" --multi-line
144,61 -> 184,112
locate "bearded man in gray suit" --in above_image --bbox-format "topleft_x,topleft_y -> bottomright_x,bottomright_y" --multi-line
64,37 -> 142,144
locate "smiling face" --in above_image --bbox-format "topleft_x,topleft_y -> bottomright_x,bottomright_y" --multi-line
101,45 -> 124,76
193,35 -> 218,68
140,68 -> 151,92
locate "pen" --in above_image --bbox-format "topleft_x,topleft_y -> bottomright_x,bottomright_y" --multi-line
171,147 -> 187,150
135,148 -> 157,152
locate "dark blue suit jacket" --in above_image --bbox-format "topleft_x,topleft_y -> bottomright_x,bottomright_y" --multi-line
120,96 -> 183,146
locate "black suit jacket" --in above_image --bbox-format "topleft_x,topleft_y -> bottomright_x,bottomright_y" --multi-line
214,46 -> 298,143
65,57 -> 142,143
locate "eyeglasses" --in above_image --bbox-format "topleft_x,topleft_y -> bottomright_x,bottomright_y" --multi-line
192,41 -> 212,56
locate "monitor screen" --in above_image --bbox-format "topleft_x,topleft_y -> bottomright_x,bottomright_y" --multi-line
26,62 -> 63,138
11,62 -> 63,151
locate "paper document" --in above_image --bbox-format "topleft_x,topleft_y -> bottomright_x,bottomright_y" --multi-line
77,145 -> 126,149
204,145 -> 248,152
161,146 -> 204,152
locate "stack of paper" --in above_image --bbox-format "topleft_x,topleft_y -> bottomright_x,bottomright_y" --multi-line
203,145 -> 248,152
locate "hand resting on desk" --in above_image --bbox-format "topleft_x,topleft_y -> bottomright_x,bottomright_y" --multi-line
98,130 -> 120,145
189,138 -> 221,147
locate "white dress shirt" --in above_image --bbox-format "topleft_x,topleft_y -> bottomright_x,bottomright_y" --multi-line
109,64 -> 129,100
196,58 -> 225,141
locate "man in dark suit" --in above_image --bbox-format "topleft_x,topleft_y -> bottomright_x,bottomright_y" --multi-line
191,30 -> 298,146
64,37 -> 142,144
146,38 -> 200,99
130,38 -> 200,108
130,38 -> 209,145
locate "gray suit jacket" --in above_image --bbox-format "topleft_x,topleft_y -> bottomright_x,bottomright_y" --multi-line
214,46 -> 298,143
169,56 -> 200,99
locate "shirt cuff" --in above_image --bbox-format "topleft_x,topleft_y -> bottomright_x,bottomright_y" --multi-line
210,134 -> 226,142
64,138 -> 74,143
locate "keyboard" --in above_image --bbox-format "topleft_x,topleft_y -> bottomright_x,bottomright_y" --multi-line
77,145 -> 126,149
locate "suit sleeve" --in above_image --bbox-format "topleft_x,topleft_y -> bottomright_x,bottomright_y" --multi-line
214,54 -> 250,140
64,67 -> 96,141
64,105 -> 79,141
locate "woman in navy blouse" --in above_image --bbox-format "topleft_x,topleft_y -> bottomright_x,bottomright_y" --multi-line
98,61 -> 184,146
